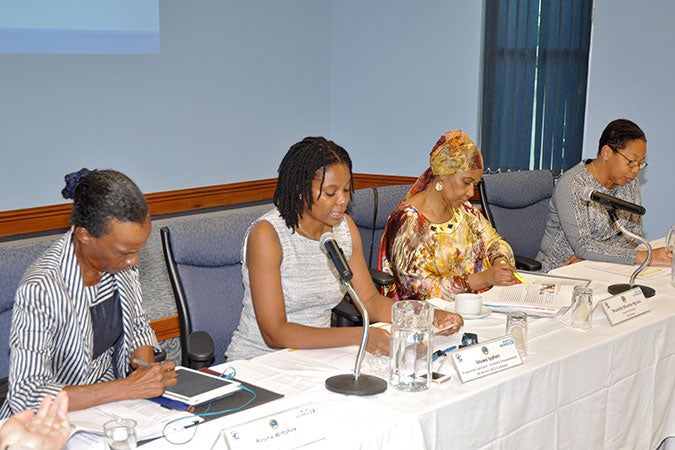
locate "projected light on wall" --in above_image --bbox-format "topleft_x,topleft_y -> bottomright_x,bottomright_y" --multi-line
0,0 -> 159,54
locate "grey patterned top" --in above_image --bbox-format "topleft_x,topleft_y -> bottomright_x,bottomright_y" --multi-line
225,208 -> 352,361
536,161 -> 642,273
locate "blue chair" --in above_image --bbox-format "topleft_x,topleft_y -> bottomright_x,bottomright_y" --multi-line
0,239 -> 54,404
160,204 -> 271,368
479,170 -> 555,271
332,185 -> 410,326
372,184 -> 413,257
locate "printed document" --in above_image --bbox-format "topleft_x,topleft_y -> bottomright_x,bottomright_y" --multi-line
481,272 -> 591,316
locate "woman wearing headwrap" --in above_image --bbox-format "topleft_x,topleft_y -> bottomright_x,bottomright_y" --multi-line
378,130 -> 519,303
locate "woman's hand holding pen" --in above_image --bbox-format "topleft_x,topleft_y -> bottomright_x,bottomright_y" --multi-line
433,309 -> 463,335
490,258 -> 521,286
127,359 -> 178,398
465,257 -> 519,290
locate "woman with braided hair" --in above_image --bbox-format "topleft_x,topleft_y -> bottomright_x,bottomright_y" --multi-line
226,137 -> 463,361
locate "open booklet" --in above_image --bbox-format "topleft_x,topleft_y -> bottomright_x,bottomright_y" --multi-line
480,271 -> 591,317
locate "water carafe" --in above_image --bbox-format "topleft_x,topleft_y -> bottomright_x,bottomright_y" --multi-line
389,300 -> 433,392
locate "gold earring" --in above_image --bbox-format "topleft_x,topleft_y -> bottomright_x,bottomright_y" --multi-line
435,181 -> 444,192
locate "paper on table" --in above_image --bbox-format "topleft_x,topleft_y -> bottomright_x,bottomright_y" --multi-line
576,261 -> 667,280
480,272 -> 591,316
68,398 -> 201,441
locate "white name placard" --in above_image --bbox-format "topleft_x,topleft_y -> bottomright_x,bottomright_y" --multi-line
601,287 -> 650,326
221,404 -> 325,449
450,336 -> 523,383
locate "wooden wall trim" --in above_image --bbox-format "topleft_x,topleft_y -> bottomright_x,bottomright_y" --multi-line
150,316 -> 181,342
0,173 -> 417,238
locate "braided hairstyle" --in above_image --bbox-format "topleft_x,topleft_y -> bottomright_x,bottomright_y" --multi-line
598,118 -> 646,154
62,168 -> 148,237
274,137 -> 353,230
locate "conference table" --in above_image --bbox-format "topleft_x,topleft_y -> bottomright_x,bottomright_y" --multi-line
137,259 -> 674,449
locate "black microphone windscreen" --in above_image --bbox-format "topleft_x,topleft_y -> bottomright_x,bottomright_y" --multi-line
320,232 -> 353,282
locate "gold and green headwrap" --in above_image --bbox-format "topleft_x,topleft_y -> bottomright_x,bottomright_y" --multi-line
406,130 -> 484,199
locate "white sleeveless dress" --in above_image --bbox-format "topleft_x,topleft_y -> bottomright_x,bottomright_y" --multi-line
225,208 -> 353,361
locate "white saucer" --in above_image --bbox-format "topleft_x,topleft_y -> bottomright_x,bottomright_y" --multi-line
448,304 -> 492,320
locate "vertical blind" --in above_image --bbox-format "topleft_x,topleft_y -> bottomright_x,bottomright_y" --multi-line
480,0 -> 593,174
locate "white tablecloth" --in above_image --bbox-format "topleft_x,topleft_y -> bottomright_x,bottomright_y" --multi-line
139,260 -> 675,449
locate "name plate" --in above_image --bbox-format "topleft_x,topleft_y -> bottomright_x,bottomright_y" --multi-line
450,336 -> 523,383
601,287 -> 650,326
221,404 -> 325,449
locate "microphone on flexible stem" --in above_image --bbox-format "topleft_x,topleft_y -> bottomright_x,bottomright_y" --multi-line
582,188 -> 646,216
581,187 -> 655,298
320,232 -> 387,396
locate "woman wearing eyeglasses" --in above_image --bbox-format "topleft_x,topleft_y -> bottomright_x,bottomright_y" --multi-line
537,118 -> 672,272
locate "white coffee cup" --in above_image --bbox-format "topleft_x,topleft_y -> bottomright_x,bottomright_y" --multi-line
454,293 -> 483,315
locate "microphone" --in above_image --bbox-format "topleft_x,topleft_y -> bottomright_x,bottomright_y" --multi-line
320,232 -> 353,282
319,231 -> 387,396
581,186 -> 646,216
580,188 -> 655,298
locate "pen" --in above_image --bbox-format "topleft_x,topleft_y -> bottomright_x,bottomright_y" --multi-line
132,358 -> 152,367
434,324 -> 457,335
183,420 -> 201,429
432,346 -> 458,361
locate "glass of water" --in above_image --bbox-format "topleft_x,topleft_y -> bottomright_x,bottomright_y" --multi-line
103,418 -> 137,450
506,311 -> 528,357
570,286 -> 593,330
389,300 -> 433,391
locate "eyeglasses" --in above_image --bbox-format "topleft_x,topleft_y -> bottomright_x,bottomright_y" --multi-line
613,149 -> 648,170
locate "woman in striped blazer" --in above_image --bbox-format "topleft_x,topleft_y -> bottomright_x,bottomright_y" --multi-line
1,169 -> 176,418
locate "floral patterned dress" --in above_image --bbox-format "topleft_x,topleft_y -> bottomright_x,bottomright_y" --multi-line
378,201 -> 514,301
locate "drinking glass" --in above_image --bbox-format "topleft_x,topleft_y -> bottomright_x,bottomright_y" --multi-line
666,225 -> 675,288
390,300 -> 433,391
570,286 -> 593,330
506,311 -> 528,356
103,418 -> 137,450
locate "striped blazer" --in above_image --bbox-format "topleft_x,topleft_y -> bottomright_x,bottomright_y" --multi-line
0,227 -> 157,417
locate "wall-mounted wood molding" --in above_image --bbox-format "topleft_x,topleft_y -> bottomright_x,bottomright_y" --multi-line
0,173 -> 417,238
150,316 -> 181,342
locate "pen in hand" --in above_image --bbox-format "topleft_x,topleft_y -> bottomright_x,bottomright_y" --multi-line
434,325 -> 455,335
132,358 -> 152,368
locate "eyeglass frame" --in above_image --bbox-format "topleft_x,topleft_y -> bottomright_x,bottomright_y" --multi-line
609,145 -> 648,170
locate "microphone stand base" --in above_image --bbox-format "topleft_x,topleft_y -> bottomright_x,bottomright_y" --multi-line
607,283 -> 656,298
325,374 -> 387,396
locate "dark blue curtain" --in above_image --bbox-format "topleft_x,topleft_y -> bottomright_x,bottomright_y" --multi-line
481,0 -> 593,174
